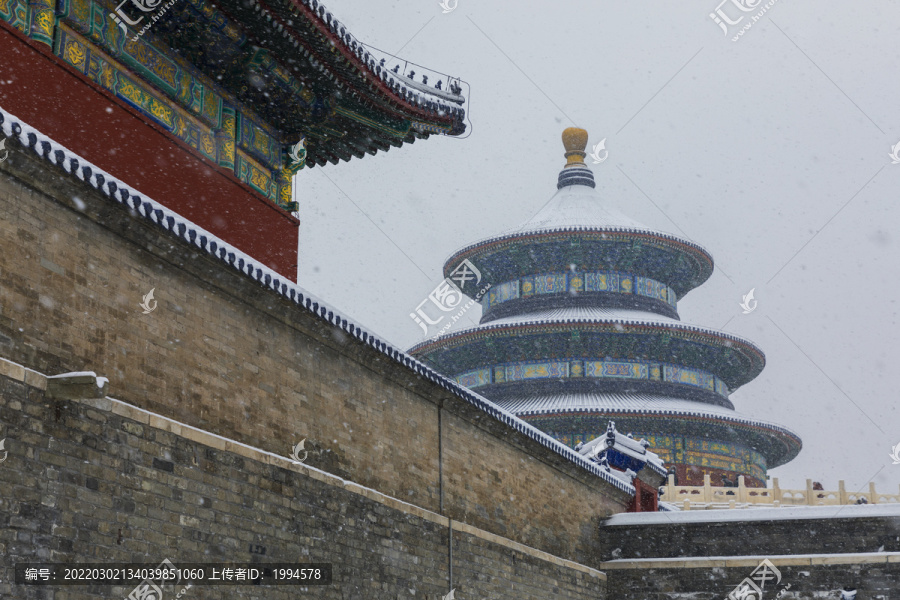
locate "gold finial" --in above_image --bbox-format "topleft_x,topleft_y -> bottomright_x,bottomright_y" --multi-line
562,127 -> 589,167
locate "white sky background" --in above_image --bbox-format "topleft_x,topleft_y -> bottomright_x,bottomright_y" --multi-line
296,0 -> 900,492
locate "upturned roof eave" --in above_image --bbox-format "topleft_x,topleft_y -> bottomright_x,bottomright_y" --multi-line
273,0 -> 465,131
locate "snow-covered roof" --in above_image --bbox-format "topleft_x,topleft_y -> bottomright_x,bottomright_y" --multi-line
495,392 -> 735,417
443,171 -> 713,280
507,181 -> 652,234
584,427 -> 648,458
465,308 -> 756,350
0,106 -> 634,498
602,466 -> 640,486
578,421 -> 667,477
412,309 -> 766,370
485,306 -> 683,327
492,392 -> 802,459
385,69 -> 465,105
300,0 -> 466,115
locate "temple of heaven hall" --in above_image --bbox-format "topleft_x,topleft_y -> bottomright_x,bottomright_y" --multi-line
409,128 -> 801,487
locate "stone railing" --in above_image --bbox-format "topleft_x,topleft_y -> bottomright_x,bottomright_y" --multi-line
660,475 -> 900,510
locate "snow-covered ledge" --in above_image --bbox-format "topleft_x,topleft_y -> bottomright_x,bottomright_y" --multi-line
46,371 -> 108,400
605,503 -> 900,526
599,551 -> 900,570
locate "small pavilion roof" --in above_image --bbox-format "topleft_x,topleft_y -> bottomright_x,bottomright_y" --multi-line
578,421 -> 668,478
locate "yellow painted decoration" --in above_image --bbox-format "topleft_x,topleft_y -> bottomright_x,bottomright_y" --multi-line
64,39 -> 86,69
174,115 -> 190,139
118,80 -> 143,105
252,125 -> 270,155
30,4 -> 55,44
124,38 -> 179,92
249,165 -> 269,192
200,132 -> 216,158
99,61 -> 115,88
148,97 -> 174,128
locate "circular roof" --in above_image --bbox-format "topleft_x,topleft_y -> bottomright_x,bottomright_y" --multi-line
495,392 -> 802,468
409,309 -> 766,391
441,136 -> 713,297
506,181 -> 651,233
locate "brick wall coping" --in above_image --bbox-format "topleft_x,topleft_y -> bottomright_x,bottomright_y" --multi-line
0,355 -> 607,582
598,552 -> 900,570
605,503 -> 900,526
0,104 -> 635,497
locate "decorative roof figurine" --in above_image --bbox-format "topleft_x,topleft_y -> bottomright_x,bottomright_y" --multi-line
410,128 -> 801,491
578,421 -> 667,511
580,421 -> 664,476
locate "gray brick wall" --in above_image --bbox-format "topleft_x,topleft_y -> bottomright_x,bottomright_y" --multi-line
0,367 -> 607,599
0,138 -> 629,566
600,516 -> 900,599
605,563 -> 896,600
599,515 -> 900,559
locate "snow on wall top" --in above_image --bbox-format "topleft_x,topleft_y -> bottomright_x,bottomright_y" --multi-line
605,503 -> 900,526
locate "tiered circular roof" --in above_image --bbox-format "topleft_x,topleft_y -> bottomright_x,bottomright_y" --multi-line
409,128 -> 802,475
441,159 -> 713,300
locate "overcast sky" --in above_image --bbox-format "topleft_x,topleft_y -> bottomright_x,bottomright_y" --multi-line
296,0 -> 900,492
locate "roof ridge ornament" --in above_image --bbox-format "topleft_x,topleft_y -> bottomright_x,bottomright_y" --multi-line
557,127 -> 596,189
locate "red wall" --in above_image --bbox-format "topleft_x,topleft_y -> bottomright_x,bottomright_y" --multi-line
671,464 -> 765,488
0,23 -> 299,280
627,477 -> 659,513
